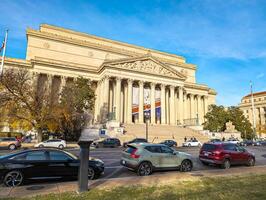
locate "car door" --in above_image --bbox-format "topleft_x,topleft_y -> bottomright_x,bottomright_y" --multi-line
48,150 -> 79,178
224,144 -> 241,164
159,146 -> 178,168
144,146 -> 162,168
10,150 -> 50,179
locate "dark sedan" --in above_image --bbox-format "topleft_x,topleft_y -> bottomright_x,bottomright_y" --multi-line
0,149 -> 104,187
239,140 -> 254,146
159,140 -> 177,147
93,138 -> 121,148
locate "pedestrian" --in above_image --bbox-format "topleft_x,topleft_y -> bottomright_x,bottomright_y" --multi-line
184,136 -> 187,142
222,137 -> 225,142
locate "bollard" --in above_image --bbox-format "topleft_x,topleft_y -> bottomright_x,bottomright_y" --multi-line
77,140 -> 92,193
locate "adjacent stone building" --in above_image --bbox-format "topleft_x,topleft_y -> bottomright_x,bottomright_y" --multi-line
2,24 -> 216,127
239,91 -> 266,134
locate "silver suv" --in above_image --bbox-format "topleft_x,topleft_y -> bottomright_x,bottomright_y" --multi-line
120,143 -> 193,176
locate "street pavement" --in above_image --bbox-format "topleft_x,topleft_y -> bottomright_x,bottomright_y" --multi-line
0,145 -> 266,182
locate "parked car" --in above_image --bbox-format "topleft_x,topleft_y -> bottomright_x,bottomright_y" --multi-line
0,149 -> 104,187
93,138 -> 121,148
160,140 -> 177,147
209,139 -> 222,143
120,143 -> 193,176
199,142 -> 255,169
253,139 -> 266,146
239,140 -> 254,146
0,137 -> 21,150
34,139 -> 66,149
227,138 -> 240,145
182,139 -> 202,147
123,138 -> 147,147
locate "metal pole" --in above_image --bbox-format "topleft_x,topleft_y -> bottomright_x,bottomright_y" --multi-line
0,30 -> 8,77
77,140 -> 92,193
146,118 -> 148,142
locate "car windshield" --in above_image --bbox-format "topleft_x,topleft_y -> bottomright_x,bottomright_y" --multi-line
202,144 -> 218,151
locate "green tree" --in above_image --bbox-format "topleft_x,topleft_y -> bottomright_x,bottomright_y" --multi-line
203,105 -> 254,139
57,77 -> 95,141
227,106 -> 253,139
203,105 -> 228,132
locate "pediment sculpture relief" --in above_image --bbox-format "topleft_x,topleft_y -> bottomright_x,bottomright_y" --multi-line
112,60 -> 180,78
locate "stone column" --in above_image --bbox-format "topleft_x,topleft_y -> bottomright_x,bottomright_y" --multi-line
204,95 -> 208,117
94,81 -> 100,121
124,82 -> 128,123
115,77 -> 121,122
190,94 -> 195,119
127,79 -> 133,124
103,76 -> 110,118
166,87 -> 169,124
47,74 -> 53,94
160,84 -> 166,124
183,93 -> 187,120
139,81 -> 144,124
170,86 -> 176,125
260,107 -> 265,125
109,80 -> 114,113
150,83 -> 156,124
178,87 -> 184,124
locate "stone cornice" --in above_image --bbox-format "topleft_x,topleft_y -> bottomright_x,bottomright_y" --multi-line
27,27 -> 196,70
184,82 -> 217,95
2,57 -> 32,68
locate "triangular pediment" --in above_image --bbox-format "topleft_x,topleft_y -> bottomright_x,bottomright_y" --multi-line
100,55 -> 187,80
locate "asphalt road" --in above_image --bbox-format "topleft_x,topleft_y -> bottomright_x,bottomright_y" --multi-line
1,146 -> 266,180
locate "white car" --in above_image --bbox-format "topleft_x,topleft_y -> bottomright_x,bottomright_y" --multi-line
182,140 -> 202,147
227,138 -> 240,145
34,139 -> 66,149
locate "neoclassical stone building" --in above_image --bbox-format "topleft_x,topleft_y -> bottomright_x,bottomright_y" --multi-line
239,91 -> 266,133
3,24 -> 216,126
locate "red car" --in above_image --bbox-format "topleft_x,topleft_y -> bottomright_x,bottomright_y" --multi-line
199,142 -> 255,169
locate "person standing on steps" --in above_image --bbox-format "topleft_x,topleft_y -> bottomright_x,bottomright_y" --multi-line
184,136 -> 187,142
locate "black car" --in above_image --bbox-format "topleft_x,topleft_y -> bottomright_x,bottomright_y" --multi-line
93,138 -> 121,148
239,140 -> 254,146
209,139 -> 222,143
160,140 -> 177,147
0,149 -> 104,187
123,138 -> 147,147
253,140 -> 266,146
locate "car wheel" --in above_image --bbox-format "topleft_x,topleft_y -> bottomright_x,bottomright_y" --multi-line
221,159 -> 230,169
58,144 -> 64,149
180,159 -> 193,172
198,143 -> 201,147
4,170 -> 23,187
188,143 -> 191,147
88,167 -> 95,180
8,144 -> 16,150
137,162 -> 152,176
247,157 -> 255,167
39,144 -> 44,148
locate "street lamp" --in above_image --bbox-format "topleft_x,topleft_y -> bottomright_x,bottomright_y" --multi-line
144,111 -> 150,142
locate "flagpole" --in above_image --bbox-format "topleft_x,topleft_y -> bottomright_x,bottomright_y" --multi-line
0,29 -> 8,77
250,81 -> 257,138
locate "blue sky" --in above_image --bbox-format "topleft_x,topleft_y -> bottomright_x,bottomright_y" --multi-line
1,0 -> 266,106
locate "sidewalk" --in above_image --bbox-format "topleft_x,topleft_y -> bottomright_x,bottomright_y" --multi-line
1,165 -> 266,198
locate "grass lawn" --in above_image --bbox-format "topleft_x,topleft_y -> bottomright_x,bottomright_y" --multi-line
3,174 -> 266,200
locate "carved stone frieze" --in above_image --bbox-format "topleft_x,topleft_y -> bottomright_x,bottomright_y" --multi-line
110,59 -> 183,79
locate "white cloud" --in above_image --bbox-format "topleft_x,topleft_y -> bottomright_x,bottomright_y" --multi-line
256,73 -> 265,79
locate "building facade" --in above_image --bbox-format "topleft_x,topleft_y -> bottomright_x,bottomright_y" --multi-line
3,24 -> 216,126
239,91 -> 266,133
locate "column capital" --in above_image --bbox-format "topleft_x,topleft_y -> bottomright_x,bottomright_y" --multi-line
127,78 -> 134,83
115,76 -> 122,82
103,75 -> 110,80
170,85 -> 176,90
150,82 -> 156,88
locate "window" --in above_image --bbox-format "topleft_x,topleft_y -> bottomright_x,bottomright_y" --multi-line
11,151 -> 47,161
49,151 -> 72,161
223,144 -> 236,151
160,146 -> 174,154
145,146 -> 161,153
202,144 -> 217,151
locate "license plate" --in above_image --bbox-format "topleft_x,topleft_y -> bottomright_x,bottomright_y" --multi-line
122,160 -> 126,165
204,153 -> 209,156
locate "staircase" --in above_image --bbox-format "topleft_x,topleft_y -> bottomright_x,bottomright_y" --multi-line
119,124 -> 209,146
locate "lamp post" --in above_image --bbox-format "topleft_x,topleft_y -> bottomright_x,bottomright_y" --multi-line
144,111 -> 150,142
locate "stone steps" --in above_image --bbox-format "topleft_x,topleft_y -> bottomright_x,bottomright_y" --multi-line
118,123 -> 209,145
